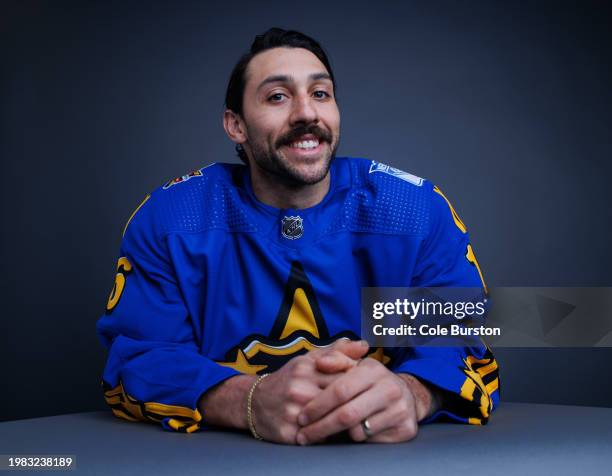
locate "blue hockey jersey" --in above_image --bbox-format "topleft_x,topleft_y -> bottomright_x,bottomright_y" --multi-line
97,157 -> 499,433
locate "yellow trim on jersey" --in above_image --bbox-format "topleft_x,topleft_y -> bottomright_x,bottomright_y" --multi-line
433,186 -> 467,233
459,353 -> 499,421
460,378 -> 476,402
244,338 -> 317,359
433,187 -> 488,293
460,374 -> 489,419
166,418 -> 184,431
218,339 -> 393,374
474,359 -> 498,378
104,395 -> 122,405
464,355 -> 490,367
465,355 -> 499,385
122,194 -> 151,237
486,378 -> 500,394
111,408 -> 139,422
468,417 -> 482,425
145,402 -> 202,421
165,419 -> 200,433
104,386 -> 123,397
465,244 -> 488,294
185,423 -> 200,433
104,382 -> 202,431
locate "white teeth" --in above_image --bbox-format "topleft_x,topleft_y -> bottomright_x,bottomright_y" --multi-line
290,140 -> 319,149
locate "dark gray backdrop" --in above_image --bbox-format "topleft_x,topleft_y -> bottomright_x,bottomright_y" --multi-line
1,0 -> 611,422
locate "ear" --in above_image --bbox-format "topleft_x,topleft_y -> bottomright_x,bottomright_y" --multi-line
223,109 -> 247,144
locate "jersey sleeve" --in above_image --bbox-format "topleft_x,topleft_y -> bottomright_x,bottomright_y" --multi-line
96,195 -> 240,433
392,185 -> 500,425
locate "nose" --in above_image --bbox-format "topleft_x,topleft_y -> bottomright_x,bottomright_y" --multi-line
289,92 -> 319,126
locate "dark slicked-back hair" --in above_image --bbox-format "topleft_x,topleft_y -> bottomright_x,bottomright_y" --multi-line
225,28 -> 336,162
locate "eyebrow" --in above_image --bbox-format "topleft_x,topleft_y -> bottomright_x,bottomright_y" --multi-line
256,72 -> 332,92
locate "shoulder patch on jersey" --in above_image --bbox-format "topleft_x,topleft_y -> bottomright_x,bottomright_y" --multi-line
323,158 -> 431,236
368,160 -> 424,186
162,163 -> 216,190
154,163 -> 257,235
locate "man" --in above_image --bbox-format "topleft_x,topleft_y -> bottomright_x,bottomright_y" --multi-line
97,28 -> 499,445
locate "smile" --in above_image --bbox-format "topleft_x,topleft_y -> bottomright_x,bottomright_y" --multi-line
289,139 -> 320,149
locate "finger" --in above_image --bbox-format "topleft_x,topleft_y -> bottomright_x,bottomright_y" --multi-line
305,339 -> 349,359
298,361 -> 382,427
330,339 -> 370,360
348,392 -> 418,443
313,371 -> 343,389
308,339 -> 369,362
309,340 -> 369,375
346,402 -> 402,442
315,350 -> 360,374
285,380 -> 321,406
347,409 -> 388,442
287,353 -> 347,390
297,384 -> 388,445
362,417 -> 418,443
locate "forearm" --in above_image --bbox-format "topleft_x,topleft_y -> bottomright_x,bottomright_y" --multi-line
198,374 -> 257,429
396,373 -> 441,421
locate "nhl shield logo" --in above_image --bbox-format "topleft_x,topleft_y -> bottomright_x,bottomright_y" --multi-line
281,216 -> 304,240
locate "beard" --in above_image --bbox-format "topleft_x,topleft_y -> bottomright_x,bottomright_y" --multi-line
246,124 -> 339,187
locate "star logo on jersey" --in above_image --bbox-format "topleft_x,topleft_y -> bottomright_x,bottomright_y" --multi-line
216,261 -> 390,374
281,216 -> 304,240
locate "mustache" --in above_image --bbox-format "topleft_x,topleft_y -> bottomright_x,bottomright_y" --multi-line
276,125 -> 333,148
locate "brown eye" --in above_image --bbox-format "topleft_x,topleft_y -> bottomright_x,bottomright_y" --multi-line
313,90 -> 330,99
268,93 -> 286,102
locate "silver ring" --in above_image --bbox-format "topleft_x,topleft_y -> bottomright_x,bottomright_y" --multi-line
361,419 -> 374,438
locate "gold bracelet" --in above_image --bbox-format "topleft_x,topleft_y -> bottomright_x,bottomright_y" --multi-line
247,373 -> 269,440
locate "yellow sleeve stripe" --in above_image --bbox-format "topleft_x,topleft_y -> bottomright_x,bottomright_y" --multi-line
464,355 -> 491,366
122,194 -> 151,237
166,418 -> 184,431
486,378 -> 500,394
111,408 -> 139,422
104,382 -> 202,431
464,355 -> 498,380
105,395 -> 122,405
460,371 -> 490,414
186,423 -> 200,434
459,354 -> 500,421
166,418 -> 202,433
104,387 -> 124,397
468,417 -> 483,425
475,360 -> 498,378
460,378 -> 476,402
144,402 -> 202,421
433,186 -> 467,233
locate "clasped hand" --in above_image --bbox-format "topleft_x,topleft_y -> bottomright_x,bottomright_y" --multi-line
251,340 -> 425,445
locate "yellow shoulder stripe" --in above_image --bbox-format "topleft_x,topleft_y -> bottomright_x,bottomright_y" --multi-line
122,194 -> 151,237
433,186 -> 467,233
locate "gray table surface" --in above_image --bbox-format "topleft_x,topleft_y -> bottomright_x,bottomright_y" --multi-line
1,402 -> 611,475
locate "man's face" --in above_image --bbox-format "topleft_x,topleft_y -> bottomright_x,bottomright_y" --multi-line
240,47 -> 340,186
